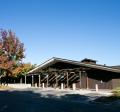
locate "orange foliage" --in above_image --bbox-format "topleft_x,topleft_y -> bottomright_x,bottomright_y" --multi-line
12,63 -> 33,77
0,29 -> 25,77
0,55 -> 15,71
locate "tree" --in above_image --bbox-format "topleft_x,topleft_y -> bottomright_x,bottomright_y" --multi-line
0,29 -> 25,77
12,63 -> 35,77
0,30 -> 24,63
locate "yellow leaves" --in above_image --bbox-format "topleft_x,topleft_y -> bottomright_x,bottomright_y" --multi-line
12,66 -> 22,76
12,63 -> 33,77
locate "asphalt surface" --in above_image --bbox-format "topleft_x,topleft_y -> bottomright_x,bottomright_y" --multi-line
0,88 -> 120,112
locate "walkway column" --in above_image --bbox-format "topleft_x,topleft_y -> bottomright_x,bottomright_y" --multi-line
38,74 -> 41,87
55,72 -> 58,88
66,72 -> 69,88
86,72 -> 89,89
0,70 -> 1,85
95,84 -> 98,92
42,83 -> 45,88
46,74 -> 49,87
32,75 -> 34,87
0,77 -> 1,85
20,77 -> 22,84
72,83 -> 76,90
61,83 -> 64,90
79,71 -> 82,89
25,75 -> 26,84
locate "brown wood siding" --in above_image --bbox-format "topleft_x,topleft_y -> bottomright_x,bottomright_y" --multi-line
88,78 -> 112,89
81,75 -> 87,89
88,78 -> 97,89
76,77 -> 113,89
76,75 -> 87,89
112,79 -> 120,89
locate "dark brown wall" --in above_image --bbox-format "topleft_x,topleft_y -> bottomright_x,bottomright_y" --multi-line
88,78 -> 112,89
76,76 -> 113,89
112,79 -> 120,89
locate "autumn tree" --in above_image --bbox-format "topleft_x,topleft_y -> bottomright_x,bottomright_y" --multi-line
12,63 -> 35,77
0,29 -> 25,77
0,30 -> 24,63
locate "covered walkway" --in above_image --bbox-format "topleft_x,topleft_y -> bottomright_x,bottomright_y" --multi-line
26,57 -> 120,90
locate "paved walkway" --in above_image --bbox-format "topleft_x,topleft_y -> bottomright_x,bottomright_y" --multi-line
0,88 -> 119,112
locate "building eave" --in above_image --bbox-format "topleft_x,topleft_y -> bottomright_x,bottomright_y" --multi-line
27,57 -> 120,74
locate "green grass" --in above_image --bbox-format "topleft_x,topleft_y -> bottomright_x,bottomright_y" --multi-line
112,87 -> 120,96
94,87 -> 120,103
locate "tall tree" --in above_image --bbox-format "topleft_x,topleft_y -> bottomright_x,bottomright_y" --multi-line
0,30 -> 24,63
0,29 -> 25,76
12,63 -> 35,77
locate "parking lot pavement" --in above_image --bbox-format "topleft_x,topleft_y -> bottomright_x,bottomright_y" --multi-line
0,88 -> 119,112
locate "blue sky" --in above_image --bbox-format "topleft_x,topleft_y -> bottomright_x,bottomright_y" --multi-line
0,0 -> 120,65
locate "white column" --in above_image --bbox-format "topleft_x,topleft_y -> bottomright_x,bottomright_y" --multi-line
72,83 -> 76,90
61,83 -> 64,90
35,83 -> 37,87
95,84 -> 98,92
42,83 -> 45,88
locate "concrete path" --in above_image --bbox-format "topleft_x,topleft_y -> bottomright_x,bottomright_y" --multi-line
0,88 -> 119,112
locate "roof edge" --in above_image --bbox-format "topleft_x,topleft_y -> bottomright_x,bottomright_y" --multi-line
27,57 -> 120,74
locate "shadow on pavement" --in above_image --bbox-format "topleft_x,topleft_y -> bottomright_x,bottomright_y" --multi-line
0,89 -> 120,112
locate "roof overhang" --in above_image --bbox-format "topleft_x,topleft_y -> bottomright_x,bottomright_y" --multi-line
27,57 -> 120,74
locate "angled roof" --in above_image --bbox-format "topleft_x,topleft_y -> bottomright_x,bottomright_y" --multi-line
111,66 -> 120,70
28,57 -> 120,74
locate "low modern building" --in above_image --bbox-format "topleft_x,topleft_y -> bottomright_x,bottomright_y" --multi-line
27,57 -> 120,90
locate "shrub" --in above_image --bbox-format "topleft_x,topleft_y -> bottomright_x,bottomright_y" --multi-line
112,87 -> 120,96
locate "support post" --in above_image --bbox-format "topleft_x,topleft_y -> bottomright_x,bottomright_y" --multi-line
95,84 -> 98,92
0,77 -> 1,85
32,75 -> 34,87
61,83 -> 64,90
20,77 -> 22,84
87,77 -> 89,89
72,83 -> 76,90
66,72 -> 69,88
25,75 -> 26,84
86,72 -> 89,89
42,83 -> 45,88
79,71 -> 82,89
46,75 -> 49,88
0,69 -> 1,85
38,74 -> 41,87
55,72 -> 58,88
